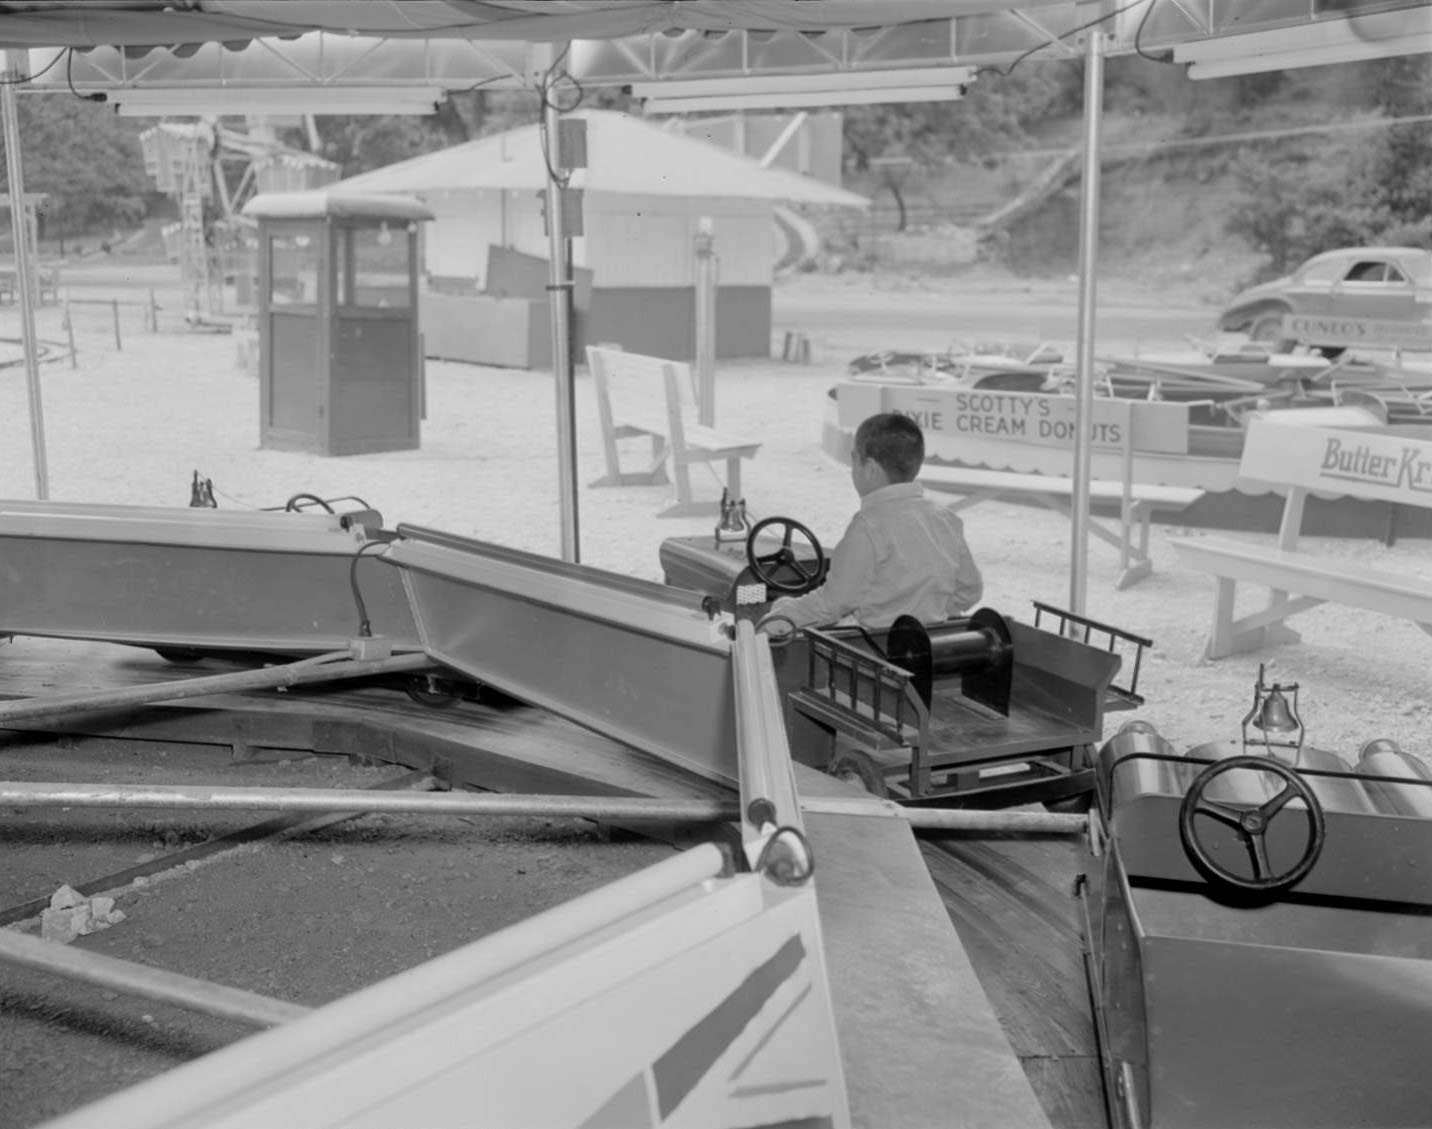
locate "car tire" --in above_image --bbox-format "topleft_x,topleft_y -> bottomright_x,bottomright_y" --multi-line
1249,312 -> 1295,353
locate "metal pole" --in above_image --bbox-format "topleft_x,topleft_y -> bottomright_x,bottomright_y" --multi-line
0,781 -> 741,822
798,796 -> 1089,835
1,50 -> 48,499
63,299 -> 76,368
0,929 -> 309,1028
0,650 -> 433,726
694,217 -> 717,427
1069,31 -> 1106,617
543,50 -> 579,564
906,807 -> 1088,834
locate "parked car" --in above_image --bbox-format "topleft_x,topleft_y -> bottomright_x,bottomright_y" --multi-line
1217,246 -> 1432,355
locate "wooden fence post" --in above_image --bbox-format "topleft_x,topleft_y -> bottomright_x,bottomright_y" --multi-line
111,298 -> 122,351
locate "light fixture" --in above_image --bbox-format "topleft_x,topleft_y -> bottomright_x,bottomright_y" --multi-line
634,67 -> 973,113
109,87 -> 446,117
1175,9 -> 1432,79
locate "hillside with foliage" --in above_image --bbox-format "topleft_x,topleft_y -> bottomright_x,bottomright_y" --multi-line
837,52 -> 1432,289
1,51 -> 1428,290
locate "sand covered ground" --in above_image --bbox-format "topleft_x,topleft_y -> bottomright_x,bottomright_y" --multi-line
1,274 -> 1430,764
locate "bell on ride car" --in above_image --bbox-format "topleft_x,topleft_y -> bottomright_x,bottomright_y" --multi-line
1241,663 -> 1305,759
1256,690 -> 1299,733
714,488 -> 751,544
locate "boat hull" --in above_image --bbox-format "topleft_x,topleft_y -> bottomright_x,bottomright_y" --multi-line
0,500 -> 422,655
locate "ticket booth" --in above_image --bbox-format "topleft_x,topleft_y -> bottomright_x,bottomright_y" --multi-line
243,191 -> 433,455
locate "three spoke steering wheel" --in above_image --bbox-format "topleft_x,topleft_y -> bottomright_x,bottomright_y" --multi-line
746,516 -> 825,595
1178,755 -> 1326,895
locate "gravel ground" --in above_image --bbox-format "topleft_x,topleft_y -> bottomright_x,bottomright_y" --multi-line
2,274 -> 1427,758
1,271 -> 1430,1124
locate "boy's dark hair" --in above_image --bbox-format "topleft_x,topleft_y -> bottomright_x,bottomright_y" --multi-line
854,413 -> 924,482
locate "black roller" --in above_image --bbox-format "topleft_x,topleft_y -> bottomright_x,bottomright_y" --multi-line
888,608 -> 1014,715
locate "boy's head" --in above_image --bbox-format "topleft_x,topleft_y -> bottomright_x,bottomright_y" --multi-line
851,413 -> 924,497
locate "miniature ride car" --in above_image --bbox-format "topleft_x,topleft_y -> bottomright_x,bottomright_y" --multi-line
660,496 -> 1150,809
1082,666 -> 1432,1128
1217,246 -> 1432,356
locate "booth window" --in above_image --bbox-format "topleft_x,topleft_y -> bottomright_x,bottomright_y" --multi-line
269,231 -> 319,306
348,223 -> 412,309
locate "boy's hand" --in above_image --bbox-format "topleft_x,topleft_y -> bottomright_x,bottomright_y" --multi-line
756,612 -> 797,641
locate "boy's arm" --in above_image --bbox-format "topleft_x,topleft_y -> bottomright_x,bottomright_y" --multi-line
760,518 -> 875,630
948,521 -> 984,615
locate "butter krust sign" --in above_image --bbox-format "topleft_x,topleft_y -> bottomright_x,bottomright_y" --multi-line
836,383 -> 1190,455
1240,418 -> 1432,505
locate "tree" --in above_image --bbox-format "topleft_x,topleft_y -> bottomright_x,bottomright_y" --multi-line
841,64 -> 1068,229
311,84 -> 634,177
0,94 -> 153,243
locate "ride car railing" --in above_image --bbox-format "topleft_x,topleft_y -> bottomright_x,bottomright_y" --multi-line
802,630 -> 927,743
797,628 -> 933,792
1033,601 -> 1151,709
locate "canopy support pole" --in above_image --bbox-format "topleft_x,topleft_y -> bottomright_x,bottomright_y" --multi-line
542,46 -> 580,564
1069,30 -> 1105,616
2,49 -> 49,500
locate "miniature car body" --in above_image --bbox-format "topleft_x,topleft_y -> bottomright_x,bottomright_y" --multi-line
1082,669 -> 1432,1127
660,511 -> 1149,808
1217,246 -> 1432,354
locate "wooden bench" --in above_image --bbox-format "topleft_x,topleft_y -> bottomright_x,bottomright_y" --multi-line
833,378 -> 1200,587
587,345 -> 760,518
921,467 -> 1203,590
1169,415 -> 1432,660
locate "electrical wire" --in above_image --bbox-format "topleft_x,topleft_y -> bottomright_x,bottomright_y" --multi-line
0,48 -> 66,86
348,539 -> 390,639
66,48 -> 107,102
535,42 -> 586,188
974,0 -> 1150,80
1133,0 -> 1175,65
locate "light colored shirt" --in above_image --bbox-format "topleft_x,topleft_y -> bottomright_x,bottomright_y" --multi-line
764,481 -> 982,630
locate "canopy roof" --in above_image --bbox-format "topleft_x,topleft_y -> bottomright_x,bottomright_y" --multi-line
0,3 -> 1064,48
242,189 -> 434,222
6,1 -> 1430,73
336,110 -> 869,207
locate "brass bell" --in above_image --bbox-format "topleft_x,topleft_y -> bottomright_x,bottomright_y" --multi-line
1241,663 -> 1305,757
713,488 -> 751,544
1254,687 -> 1300,733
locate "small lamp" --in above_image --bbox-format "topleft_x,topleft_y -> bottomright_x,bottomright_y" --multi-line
1241,663 -> 1305,760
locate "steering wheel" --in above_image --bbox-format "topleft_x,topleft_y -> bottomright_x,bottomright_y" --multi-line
1178,755 -> 1326,895
746,516 -> 825,595
285,492 -> 335,514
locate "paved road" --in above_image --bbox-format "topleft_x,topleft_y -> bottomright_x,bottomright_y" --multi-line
773,278 -> 1219,357
45,259 -> 1221,358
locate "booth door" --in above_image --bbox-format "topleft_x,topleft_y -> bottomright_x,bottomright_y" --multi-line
264,224 -> 325,444
328,223 -> 419,455
269,312 -> 324,437
331,315 -> 417,454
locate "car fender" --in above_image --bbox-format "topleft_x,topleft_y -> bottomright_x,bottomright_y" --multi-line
1218,296 -> 1292,333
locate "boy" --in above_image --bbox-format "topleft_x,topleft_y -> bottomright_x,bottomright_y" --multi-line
759,412 -> 982,632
